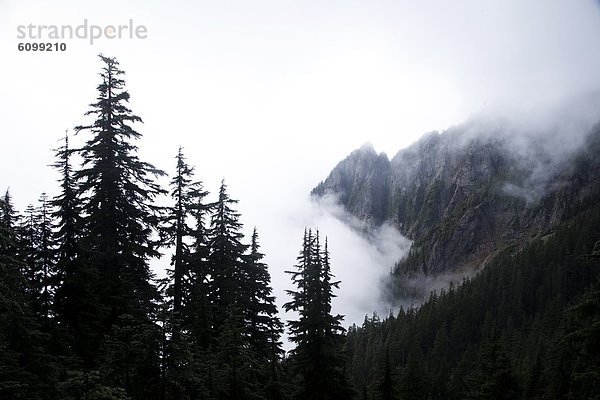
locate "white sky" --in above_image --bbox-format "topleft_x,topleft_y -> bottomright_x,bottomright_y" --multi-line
2,0 -> 600,333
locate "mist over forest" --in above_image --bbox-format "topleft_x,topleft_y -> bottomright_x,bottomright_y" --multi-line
2,1 -> 600,399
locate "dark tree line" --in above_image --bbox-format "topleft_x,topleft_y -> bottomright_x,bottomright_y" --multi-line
0,55 -> 351,399
345,201 -> 600,400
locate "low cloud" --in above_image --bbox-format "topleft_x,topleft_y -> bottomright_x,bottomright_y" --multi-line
442,91 -> 600,203
383,268 -> 479,311
253,192 -> 411,342
310,195 -> 412,320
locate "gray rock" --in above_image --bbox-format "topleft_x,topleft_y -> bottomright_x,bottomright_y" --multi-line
312,120 -> 600,284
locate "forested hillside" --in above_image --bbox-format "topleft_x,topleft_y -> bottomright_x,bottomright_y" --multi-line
346,202 -> 600,399
313,104 -> 600,398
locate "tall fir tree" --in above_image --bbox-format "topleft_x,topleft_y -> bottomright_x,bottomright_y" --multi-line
162,147 -> 202,318
50,130 -> 102,367
52,131 -> 89,346
184,183 -> 216,398
51,131 -> 79,270
17,204 -> 39,304
75,54 -> 165,322
207,180 -> 248,334
284,229 -> 353,400
244,228 -> 283,359
205,180 -> 259,399
186,178 -> 212,350
244,228 -> 285,397
73,55 -> 164,396
185,186 -> 213,352
0,190 -> 31,396
16,195 -> 57,324
160,146 -> 209,399
35,193 -> 57,323
0,192 -> 60,398
0,191 -> 17,255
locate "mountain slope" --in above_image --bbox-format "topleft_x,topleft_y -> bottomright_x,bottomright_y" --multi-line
345,194 -> 600,399
312,117 -> 600,300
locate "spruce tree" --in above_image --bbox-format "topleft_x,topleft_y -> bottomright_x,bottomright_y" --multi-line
284,229 -> 352,400
206,180 -> 248,334
51,131 -> 102,367
186,179 -> 212,350
17,204 -> 40,306
179,181 -> 214,399
0,191 -> 28,395
161,146 -> 209,398
36,193 -> 57,322
75,54 -> 165,322
244,228 -> 283,359
16,195 -> 57,324
51,131 -> 79,270
73,54 -> 164,396
162,147 -> 203,318
244,228 -> 285,397
0,191 -> 59,398
205,181 -> 262,399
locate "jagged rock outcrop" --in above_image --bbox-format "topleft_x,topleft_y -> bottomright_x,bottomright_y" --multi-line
312,119 -> 600,281
312,142 -> 391,224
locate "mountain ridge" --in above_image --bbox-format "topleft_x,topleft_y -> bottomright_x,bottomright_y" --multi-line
312,116 -> 600,301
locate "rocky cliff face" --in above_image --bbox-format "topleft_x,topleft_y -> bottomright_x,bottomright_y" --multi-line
312,119 -> 600,288
312,142 -> 391,225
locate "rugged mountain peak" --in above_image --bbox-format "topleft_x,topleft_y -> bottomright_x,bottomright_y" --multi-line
358,141 -> 376,154
312,143 -> 390,224
312,119 -> 600,285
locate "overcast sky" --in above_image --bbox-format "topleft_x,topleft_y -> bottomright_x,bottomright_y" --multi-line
2,0 -> 600,334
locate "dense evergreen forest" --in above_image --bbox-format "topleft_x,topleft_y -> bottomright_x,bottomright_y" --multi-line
348,204 -> 600,399
1,55 -> 599,399
0,56 -> 350,399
